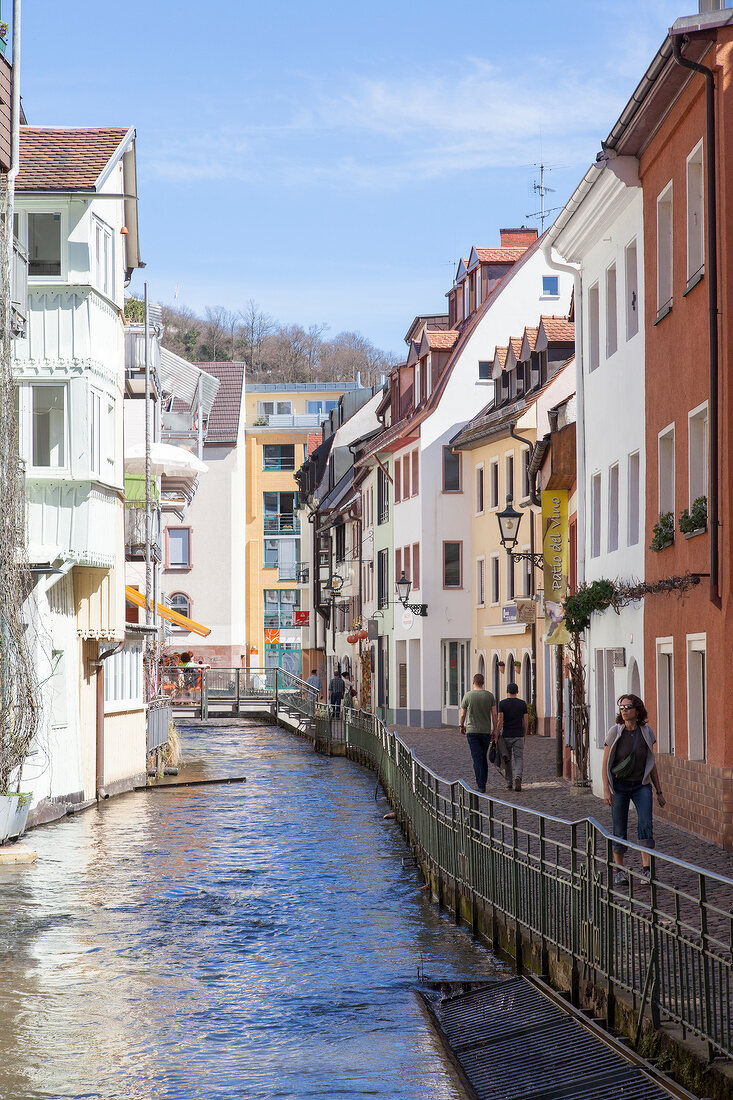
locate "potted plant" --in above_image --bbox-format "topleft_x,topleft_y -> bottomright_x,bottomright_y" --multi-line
0,23 -> 8,56
650,511 -> 674,552
679,496 -> 707,537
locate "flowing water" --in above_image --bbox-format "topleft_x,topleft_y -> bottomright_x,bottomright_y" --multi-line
0,720 -> 504,1099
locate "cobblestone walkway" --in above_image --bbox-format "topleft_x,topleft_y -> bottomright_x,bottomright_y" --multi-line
394,725 -> 733,880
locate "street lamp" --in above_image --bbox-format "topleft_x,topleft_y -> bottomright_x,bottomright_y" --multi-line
496,494 -> 544,569
395,571 -> 428,617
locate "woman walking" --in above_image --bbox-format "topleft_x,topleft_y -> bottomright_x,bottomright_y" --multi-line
602,694 -> 665,887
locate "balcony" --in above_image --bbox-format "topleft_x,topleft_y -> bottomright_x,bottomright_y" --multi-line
255,413 -> 328,429
124,503 -> 161,562
264,610 -> 301,628
264,512 -> 300,535
263,456 -> 296,471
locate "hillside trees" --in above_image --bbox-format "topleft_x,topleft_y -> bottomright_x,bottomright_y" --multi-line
157,299 -> 397,384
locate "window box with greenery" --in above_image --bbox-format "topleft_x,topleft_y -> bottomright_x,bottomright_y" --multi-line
650,511 -> 674,552
679,496 -> 707,538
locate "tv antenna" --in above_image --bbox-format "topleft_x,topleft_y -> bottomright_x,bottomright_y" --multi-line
526,163 -> 562,233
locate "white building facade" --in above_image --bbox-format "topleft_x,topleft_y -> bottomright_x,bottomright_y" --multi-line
550,164 -> 646,793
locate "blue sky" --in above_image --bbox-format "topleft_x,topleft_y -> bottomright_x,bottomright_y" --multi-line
22,0 -> 684,355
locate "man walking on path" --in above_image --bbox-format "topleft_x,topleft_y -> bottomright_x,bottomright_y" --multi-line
498,682 -> 528,791
329,669 -> 346,716
459,673 -> 497,793
306,668 -> 323,701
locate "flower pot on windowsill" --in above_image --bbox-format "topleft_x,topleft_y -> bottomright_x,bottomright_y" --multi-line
683,527 -> 707,539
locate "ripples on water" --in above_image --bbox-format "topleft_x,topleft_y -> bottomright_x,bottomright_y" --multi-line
0,721 -> 504,1099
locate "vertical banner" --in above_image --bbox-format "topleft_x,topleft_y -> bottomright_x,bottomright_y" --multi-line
541,490 -> 571,645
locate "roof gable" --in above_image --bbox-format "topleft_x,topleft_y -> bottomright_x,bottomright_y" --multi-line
196,362 -> 246,444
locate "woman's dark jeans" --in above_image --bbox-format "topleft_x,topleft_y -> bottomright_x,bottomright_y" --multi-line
467,733 -> 492,792
611,779 -> 655,855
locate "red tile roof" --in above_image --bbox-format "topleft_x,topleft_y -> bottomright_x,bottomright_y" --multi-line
307,432 -> 321,455
196,362 -> 245,444
540,315 -> 575,343
494,346 -> 509,369
523,326 -> 539,353
474,247 -> 529,263
424,329 -> 459,351
509,337 -> 523,359
17,126 -> 132,191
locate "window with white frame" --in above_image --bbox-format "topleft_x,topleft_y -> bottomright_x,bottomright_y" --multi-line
588,282 -> 600,371
168,592 -> 192,629
688,402 -> 708,508
490,554 -> 500,605
93,217 -> 114,298
476,557 -> 486,607
475,463 -> 484,514
258,400 -> 292,416
505,553 -> 515,601
414,359 -> 421,406
489,459 -> 499,509
625,239 -> 639,340
606,263 -> 617,358
505,453 -> 514,501
687,634 -> 707,761
520,448 -> 530,501
627,451 -> 640,546
28,212 -> 62,277
104,643 -> 143,712
542,275 -> 559,296
658,425 -> 675,517
167,528 -> 191,569
426,354 -> 432,399
608,463 -> 619,552
594,648 -> 606,748
521,548 -> 532,597
656,638 -> 675,753
90,388 -> 102,477
23,383 -> 67,469
657,183 -> 673,314
686,140 -> 704,283
591,472 -> 601,557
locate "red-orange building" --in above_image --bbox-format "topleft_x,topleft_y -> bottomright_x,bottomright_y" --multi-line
606,12 -> 733,845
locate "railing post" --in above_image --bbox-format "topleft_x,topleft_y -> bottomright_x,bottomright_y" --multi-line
235,668 -> 240,715
201,668 -> 208,720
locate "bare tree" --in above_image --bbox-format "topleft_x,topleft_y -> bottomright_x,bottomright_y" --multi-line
201,306 -> 231,362
240,299 -> 274,375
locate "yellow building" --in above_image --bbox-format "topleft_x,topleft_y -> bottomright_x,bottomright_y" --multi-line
452,316 -> 574,731
244,382 -> 360,677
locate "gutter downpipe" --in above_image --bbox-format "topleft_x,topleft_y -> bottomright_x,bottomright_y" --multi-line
672,34 -> 720,605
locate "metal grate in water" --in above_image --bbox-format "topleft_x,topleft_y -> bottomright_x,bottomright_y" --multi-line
421,977 -> 677,1100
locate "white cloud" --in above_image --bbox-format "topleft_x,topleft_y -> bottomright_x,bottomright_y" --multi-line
141,51 -> 656,190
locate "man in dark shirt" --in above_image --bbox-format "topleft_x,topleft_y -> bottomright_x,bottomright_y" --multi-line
329,670 -> 345,716
497,682 -> 528,792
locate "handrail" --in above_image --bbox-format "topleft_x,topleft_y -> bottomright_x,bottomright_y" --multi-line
338,706 -> 733,1060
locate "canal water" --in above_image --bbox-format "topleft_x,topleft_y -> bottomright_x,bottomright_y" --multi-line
0,720 -> 504,1100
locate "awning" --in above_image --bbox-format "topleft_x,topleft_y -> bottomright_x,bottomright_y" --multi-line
124,442 -> 208,478
124,585 -> 211,637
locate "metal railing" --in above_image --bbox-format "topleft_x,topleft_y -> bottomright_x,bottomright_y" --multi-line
264,610 -> 301,627
264,513 -> 300,535
147,698 -> 172,753
124,503 -> 162,562
339,708 -> 733,1061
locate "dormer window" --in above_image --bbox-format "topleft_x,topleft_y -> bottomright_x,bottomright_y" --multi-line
415,360 -> 421,406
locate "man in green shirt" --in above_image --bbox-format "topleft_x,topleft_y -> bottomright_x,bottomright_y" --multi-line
459,673 -> 498,793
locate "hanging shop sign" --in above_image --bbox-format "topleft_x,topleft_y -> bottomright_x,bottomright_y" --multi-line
541,489 -> 571,645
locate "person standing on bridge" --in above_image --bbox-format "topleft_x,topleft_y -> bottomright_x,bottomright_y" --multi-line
603,693 -> 665,887
459,673 -> 497,794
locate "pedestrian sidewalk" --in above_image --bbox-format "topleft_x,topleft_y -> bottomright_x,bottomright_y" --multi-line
394,724 -> 733,880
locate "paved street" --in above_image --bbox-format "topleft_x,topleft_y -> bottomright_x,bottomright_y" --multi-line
394,725 -> 733,880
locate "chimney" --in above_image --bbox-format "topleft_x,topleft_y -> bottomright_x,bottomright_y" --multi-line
500,226 -> 539,249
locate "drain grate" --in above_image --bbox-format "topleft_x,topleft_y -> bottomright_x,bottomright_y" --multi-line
419,978 -> 679,1100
